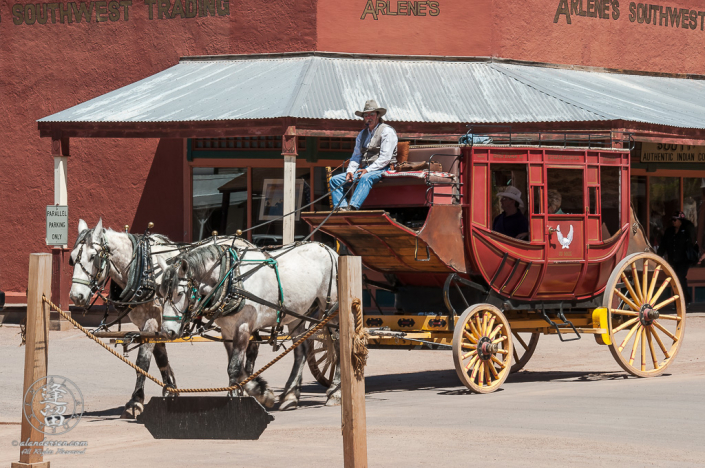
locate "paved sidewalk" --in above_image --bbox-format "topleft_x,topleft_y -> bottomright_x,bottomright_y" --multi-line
1,316 -> 704,467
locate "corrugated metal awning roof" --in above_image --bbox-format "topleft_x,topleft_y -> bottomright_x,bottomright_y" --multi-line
38,54 -> 705,130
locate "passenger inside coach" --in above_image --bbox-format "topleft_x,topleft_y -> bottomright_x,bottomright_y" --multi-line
547,190 -> 565,214
493,187 -> 529,240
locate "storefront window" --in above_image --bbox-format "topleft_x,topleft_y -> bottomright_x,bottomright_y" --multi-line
631,176 -> 647,231
251,168 -> 312,247
649,177 -> 680,251
683,178 -> 705,267
310,167 -> 337,246
191,168 -> 247,241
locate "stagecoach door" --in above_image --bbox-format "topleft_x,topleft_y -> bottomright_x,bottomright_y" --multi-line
541,166 -> 586,295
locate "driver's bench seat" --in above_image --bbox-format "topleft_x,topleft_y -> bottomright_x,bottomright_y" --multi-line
361,145 -> 460,209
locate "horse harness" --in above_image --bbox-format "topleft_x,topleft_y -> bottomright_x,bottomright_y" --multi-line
165,241 -> 338,349
71,229 -> 173,329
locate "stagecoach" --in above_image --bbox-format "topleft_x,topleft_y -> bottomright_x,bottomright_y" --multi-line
302,133 -> 686,393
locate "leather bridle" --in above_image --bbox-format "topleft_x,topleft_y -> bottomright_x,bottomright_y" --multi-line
69,230 -> 112,298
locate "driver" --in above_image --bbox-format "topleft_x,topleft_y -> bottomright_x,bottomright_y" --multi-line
329,99 -> 398,211
493,187 -> 529,240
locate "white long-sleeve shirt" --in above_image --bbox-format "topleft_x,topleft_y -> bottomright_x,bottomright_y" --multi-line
347,124 -> 398,174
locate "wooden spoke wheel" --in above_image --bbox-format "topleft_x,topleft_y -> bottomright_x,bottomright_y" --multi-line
510,331 -> 540,373
306,325 -> 338,388
603,252 -> 686,378
452,304 -> 513,394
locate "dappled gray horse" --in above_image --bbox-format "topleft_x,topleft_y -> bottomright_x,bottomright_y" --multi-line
69,219 -> 183,418
157,241 -> 341,409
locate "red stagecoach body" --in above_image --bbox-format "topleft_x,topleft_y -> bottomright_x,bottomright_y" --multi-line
303,140 -> 687,393
303,143 -> 632,303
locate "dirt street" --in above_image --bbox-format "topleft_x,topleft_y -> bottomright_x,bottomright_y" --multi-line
1,315 -> 704,467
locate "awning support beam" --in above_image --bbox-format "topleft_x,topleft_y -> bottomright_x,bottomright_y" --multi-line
282,126 -> 297,245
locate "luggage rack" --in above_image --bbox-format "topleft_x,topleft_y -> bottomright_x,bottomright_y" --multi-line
464,127 -> 635,150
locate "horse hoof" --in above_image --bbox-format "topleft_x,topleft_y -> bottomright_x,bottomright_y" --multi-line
278,399 -> 298,411
325,393 -> 341,407
256,390 -> 276,409
120,402 -> 144,419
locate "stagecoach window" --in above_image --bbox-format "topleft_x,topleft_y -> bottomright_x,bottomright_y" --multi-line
546,168 -> 583,214
491,164 -> 529,219
600,167 -> 621,236
589,187 -> 597,215
532,186 -> 542,214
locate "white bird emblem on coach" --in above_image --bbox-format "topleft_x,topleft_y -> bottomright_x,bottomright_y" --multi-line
555,225 -> 574,249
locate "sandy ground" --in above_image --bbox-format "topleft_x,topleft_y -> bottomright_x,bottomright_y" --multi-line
1,315 -> 704,468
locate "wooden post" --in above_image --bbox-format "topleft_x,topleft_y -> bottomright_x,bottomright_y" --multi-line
338,256 -> 368,468
12,253 -> 52,468
282,126 -> 297,245
51,137 -> 71,330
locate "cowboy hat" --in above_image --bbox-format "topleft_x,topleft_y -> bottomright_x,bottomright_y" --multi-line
355,99 -> 387,118
497,186 -> 524,208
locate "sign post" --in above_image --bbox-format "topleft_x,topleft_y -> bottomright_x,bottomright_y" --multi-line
45,206 -> 71,330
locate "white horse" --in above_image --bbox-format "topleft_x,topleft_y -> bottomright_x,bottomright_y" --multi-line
156,241 -> 341,409
69,219 -> 186,418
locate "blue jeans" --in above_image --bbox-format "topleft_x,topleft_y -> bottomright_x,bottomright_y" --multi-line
329,168 -> 387,210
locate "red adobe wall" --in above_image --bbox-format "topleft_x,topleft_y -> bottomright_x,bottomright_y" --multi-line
0,0 -> 317,292
3,0 -> 705,295
318,0 -> 705,75
493,0 -> 705,75
317,0 -> 493,57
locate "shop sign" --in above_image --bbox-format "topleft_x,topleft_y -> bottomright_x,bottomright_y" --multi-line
8,0 -> 230,26
361,1 -> 440,20
641,143 -> 705,163
554,0 -> 705,34
46,205 -> 69,246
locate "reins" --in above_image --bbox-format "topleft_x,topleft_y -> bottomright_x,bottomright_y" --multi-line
72,160 -> 355,343
164,240 -> 340,350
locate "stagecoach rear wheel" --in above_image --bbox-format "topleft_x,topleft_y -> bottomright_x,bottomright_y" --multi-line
603,252 -> 686,378
306,326 -> 337,388
510,332 -> 539,373
452,304 -> 513,394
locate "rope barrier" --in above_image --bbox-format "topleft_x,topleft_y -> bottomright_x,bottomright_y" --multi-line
350,298 -> 369,380
42,295 -> 338,395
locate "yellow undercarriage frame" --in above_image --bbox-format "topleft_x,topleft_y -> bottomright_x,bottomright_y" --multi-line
591,307 -> 612,345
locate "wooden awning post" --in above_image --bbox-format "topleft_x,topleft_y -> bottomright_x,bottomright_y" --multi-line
12,253 -> 52,468
53,137 -> 68,209
282,127 -> 297,245
338,256 -> 368,468
51,137 -> 71,330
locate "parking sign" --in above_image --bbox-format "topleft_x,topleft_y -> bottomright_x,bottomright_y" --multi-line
46,205 -> 69,246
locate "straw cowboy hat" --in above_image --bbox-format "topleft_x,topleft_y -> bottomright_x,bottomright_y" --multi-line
497,186 -> 524,208
355,99 -> 387,118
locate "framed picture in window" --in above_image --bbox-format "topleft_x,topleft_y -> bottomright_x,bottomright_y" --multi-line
259,179 -> 305,221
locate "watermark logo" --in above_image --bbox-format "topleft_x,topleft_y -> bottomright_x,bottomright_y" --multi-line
23,375 -> 84,435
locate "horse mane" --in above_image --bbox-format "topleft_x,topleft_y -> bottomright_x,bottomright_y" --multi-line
180,244 -> 223,279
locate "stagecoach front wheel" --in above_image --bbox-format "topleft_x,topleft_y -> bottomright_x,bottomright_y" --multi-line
603,252 -> 686,378
452,304 -> 513,394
